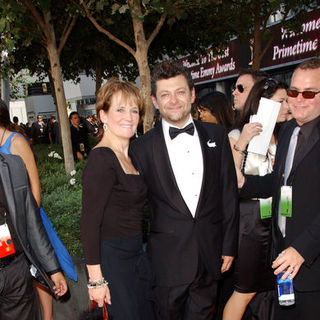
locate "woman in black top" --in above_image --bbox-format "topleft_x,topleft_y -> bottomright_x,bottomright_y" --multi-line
80,78 -> 154,320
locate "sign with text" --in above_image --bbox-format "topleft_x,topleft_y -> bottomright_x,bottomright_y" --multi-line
179,9 -> 319,84
261,10 -> 320,68
180,41 -> 251,84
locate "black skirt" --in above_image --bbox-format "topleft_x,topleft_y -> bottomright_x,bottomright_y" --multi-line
100,234 -> 155,320
234,200 -> 275,293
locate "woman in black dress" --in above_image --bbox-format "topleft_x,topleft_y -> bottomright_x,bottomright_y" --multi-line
223,79 -> 290,320
80,78 -> 154,319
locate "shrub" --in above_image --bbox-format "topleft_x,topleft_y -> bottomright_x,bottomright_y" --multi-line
33,144 -> 85,257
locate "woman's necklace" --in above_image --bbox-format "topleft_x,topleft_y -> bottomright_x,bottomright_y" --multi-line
0,128 -> 6,146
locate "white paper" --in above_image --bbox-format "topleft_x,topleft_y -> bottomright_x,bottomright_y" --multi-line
247,97 -> 281,155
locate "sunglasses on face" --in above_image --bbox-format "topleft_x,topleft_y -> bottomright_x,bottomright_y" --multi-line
233,84 -> 244,93
287,89 -> 320,99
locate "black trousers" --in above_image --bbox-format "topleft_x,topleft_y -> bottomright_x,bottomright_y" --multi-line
154,267 -> 218,320
0,253 -> 39,320
275,289 -> 320,320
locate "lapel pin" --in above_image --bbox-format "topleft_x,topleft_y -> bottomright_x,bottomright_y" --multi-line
207,139 -> 216,148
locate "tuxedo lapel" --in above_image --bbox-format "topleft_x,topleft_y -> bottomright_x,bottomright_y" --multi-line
152,126 -> 191,217
288,122 -> 320,181
194,122 -> 216,217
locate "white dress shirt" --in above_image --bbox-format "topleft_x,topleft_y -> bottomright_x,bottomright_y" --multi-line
162,117 -> 203,217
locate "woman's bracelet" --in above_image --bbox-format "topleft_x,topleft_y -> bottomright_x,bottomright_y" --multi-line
233,144 -> 247,156
87,278 -> 109,289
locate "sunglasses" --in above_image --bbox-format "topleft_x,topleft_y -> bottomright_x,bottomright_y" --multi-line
287,89 -> 320,99
233,84 -> 244,93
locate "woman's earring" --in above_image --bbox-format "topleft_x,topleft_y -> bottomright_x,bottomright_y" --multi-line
103,123 -> 107,132
135,130 -> 138,138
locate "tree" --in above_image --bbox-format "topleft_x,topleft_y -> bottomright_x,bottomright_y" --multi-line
79,0 -> 222,131
0,1 -> 77,172
60,15 -> 138,95
217,0 -> 318,69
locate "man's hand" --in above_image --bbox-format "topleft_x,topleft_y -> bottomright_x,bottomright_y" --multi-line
221,256 -> 234,273
272,246 -> 305,280
50,272 -> 68,296
76,151 -> 84,161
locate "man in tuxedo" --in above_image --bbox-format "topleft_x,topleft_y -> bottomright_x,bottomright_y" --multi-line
239,57 -> 320,320
130,61 -> 239,319
31,114 -> 47,144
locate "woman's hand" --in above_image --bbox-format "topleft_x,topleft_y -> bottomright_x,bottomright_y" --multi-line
240,122 -> 262,146
89,285 -> 111,307
86,264 -> 111,307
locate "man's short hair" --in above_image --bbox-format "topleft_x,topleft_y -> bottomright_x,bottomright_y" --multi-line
69,111 -> 79,120
13,116 -> 18,124
296,57 -> 320,71
151,60 -> 194,96
238,68 -> 268,82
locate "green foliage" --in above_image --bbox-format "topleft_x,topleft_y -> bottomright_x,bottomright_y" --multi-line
33,144 -> 85,257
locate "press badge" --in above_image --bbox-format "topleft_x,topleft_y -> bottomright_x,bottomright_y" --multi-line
260,197 -> 272,219
0,213 -> 16,258
280,186 -> 292,217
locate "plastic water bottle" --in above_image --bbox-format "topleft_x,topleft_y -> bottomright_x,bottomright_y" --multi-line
277,272 -> 295,306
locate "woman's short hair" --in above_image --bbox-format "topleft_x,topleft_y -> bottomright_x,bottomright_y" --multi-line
95,78 -> 145,140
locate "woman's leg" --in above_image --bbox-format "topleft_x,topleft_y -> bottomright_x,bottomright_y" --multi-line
35,282 -> 53,320
222,291 -> 256,320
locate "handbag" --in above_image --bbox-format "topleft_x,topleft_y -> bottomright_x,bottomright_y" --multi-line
79,301 -> 109,320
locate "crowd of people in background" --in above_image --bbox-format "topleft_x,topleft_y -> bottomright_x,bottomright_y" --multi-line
1,56 -> 320,320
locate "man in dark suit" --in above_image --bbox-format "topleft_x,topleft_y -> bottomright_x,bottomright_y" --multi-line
31,114 -> 47,144
130,61 -> 239,319
48,116 -> 61,144
239,57 -> 320,320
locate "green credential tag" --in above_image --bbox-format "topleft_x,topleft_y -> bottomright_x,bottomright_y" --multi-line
260,197 -> 272,219
280,186 -> 292,217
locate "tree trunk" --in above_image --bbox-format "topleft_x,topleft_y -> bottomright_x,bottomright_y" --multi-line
136,52 -> 153,132
252,25 -> 263,70
95,57 -> 103,96
251,0 -> 262,70
48,72 -> 58,107
131,4 -> 153,132
46,23 -> 75,172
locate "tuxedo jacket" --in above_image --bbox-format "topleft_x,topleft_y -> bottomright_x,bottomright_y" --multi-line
241,118 -> 320,291
0,153 -> 60,293
31,121 -> 47,143
130,121 -> 239,287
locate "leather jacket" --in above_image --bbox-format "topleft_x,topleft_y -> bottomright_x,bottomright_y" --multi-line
0,153 -> 60,292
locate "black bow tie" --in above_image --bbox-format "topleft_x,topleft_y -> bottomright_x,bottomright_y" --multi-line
169,123 -> 195,139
